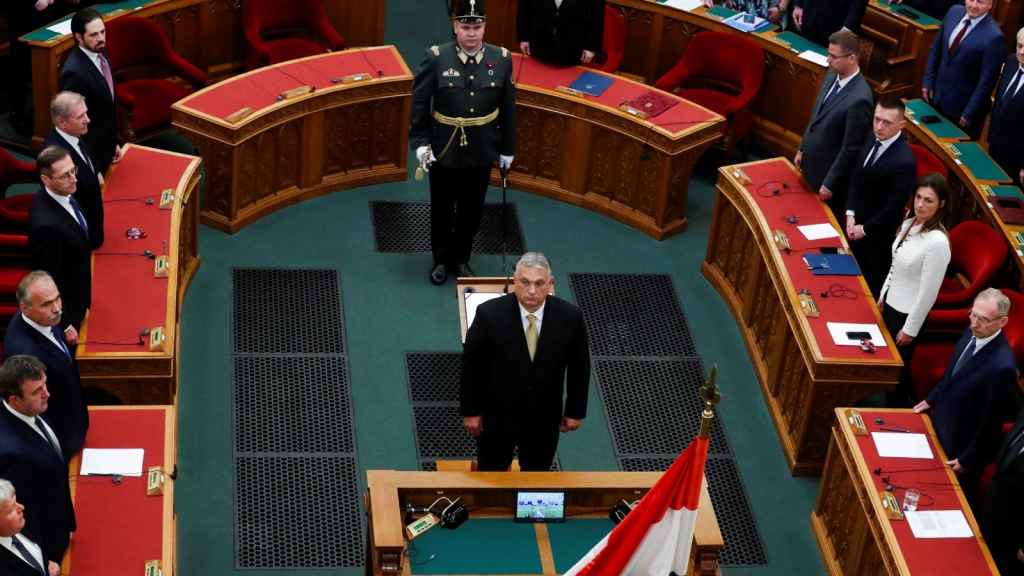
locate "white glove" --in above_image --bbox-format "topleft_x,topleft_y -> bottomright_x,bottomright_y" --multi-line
499,155 -> 514,171
416,146 -> 436,172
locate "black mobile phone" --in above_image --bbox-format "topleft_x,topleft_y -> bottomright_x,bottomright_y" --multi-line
820,247 -> 839,254
846,331 -> 872,341
920,114 -> 941,124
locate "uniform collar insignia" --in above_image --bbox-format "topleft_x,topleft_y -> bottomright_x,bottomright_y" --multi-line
442,67 -> 461,77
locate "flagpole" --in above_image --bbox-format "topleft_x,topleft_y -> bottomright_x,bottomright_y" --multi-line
699,364 -> 721,438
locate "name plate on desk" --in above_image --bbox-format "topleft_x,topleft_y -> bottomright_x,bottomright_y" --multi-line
277,85 -> 315,101
554,85 -> 586,97
153,256 -> 169,278
335,72 -> 373,84
225,107 -> 254,124
159,189 -> 175,209
879,490 -> 904,520
619,103 -> 649,119
149,327 -> 166,352
144,560 -> 162,576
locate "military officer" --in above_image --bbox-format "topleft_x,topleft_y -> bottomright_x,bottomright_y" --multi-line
410,0 -> 517,285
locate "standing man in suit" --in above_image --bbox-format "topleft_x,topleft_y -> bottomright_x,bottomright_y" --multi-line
923,0 -> 1004,138
845,98 -> 918,296
518,0 -> 605,66
0,478 -> 60,576
44,91 -> 104,248
914,288 -> 1018,504
983,407 -> 1024,575
29,146 -> 94,342
461,252 -> 590,471
0,355 -> 76,568
795,30 -> 873,216
4,271 -> 88,460
59,7 -> 121,174
792,0 -> 868,46
411,0 -> 517,285
988,27 -> 1024,186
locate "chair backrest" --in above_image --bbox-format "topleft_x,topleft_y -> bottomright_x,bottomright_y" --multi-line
681,31 -> 764,96
948,220 -> 1008,291
910,143 -> 948,180
107,16 -> 174,74
0,149 -> 36,194
244,0 -> 325,37
597,6 -> 626,73
998,289 -> 1024,364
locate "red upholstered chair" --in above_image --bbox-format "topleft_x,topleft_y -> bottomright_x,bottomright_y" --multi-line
593,5 -> 625,73
0,148 -> 36,199
929,221 -> 1008,309
106,16 -> 208,141
910,143 -> 948,180
979,421 -> 1017,501
0,195 -> 33,233
654,31 -> 765,153
243,0 -> 346,68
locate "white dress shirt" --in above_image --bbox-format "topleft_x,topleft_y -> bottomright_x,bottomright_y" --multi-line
947,12 -> 987,49
1004,65 -> 1024,98
972,329 -> 1001,354
0,533 -> 46,573
519,300 -> 546,338
879,220 -> 951,337
21,313 -> 69,356
79,45 -> 106,78
44,186 -> 82,228
3,400 -> 62,455
846,130 -> 903,217
55,127 -> 93,172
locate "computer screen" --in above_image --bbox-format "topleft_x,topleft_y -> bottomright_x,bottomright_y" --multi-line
514,491 -> 566,523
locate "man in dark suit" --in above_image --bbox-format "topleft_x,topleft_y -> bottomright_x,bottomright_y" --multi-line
59,7 -> 121,173
792,0 -> 868,46
983,408 -> 1024,575
4,271 -> 88,460
518,0 -> 605,66
460,252 -> 590,471
29,146 -> 94,342
0,477 -> 59,576
796,30 -> 873,216
923,0 -> 1004,138
988,28 -> 1024,186
845,98 -> 918,296
44,91 -> 104,248
0,355 -> 76,567
914,288 -> 1019,504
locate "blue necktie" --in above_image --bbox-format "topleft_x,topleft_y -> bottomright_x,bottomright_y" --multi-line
11,534 -> 46,575
69,196 -> 89,234
35,417 -> 62,461
50,326 -> 70,357
951,337 -> 976,375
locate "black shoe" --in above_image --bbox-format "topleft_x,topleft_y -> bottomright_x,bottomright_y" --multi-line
430,263 -> 448,285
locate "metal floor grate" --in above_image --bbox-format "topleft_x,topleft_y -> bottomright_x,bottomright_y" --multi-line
232,268 -> 345,354
569,273 -> 697,357
407,352 -> 462,403
370,200 -> 527,254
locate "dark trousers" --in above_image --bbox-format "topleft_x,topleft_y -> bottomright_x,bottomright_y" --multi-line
990,142 -> 1023,186
852,236 -> 890,298
883,302 -> 917,407
477,424 -> 559,471
429,163 -> 490,267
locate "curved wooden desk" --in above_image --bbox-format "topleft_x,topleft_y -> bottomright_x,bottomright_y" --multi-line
703,158 -> 901,475
19,0 -> 387,147
505,55 -> 724,239
171,46 -> 412,233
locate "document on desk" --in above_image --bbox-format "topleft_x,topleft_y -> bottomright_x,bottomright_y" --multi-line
905,510 -> 973,539
80,448 -> 145,476
464,292 -> 503,342
658,0 -> 704,10
798,50 -> 829,67
871,432 -> 934,459
797,223 -> 840,241
826,322 -> 887,347
47,19 -> 73,36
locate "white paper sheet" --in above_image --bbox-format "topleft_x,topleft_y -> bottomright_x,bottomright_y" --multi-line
662,0 -> 704,11
871,432 -> 934,459
825,322 -> 887,347
905,510 -> 973,539
797,223 -> 841,241
47,19 -> 73,36
80,448 -> 145,476
798,50 -> 829,67
463,292 -> 503,342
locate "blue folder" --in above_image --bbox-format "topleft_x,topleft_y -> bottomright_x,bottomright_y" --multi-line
802,253 -> 861,276
568,71 -> 614,97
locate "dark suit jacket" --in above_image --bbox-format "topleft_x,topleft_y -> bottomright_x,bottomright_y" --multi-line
4,312 -> 88,459
43,130 -> 105,248
988,55 -> 1024,185
799,71 -> 873,204
59,46 -> 117,173
792,0 -> 867,46
923,6 -> 1004,126
927,329 -> 1018,471
0,407 -> 75,564
518,0 -> 605,67
0,536 -> 49,576
28,188 -> 93,331
460,294 -> 590,438
984,410 -> 1024,575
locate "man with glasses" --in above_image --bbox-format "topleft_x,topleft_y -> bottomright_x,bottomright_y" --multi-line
914,288 -> 1018,508
43,91 -> 104,248
795,30 -> 873,216
28,146 -> 94,342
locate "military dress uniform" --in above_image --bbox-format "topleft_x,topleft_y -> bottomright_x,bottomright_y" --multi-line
410,36 -> 517,284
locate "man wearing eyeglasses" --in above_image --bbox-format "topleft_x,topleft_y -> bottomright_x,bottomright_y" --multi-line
914,288 -> 1018,508
43,91 -> 104,248
27,146 -> 94,344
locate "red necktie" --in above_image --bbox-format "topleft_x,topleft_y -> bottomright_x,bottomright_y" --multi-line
948,19 -> 971,56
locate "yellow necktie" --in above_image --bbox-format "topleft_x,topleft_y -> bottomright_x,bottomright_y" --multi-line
526,314 -> 538,360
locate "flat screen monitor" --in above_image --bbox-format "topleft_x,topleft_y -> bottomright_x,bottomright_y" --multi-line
514,490 -> 566,523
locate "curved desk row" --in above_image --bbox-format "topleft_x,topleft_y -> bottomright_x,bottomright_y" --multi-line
20,0 -> 387,147
77,144 -> 201,403
703,158 -> 901,474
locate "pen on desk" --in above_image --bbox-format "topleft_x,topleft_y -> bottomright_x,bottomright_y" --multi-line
879,426 -> 912,433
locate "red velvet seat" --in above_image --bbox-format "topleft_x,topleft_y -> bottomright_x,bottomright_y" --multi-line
910,143 -> 948,180
654,31 -> 765,153
243,0 -> 346,68
930,221 -> 1008,309
592,5 -> 625,73
0,148 -> 36,199
0,195 -> 33,232
107,16 -> 208,141
979,421 -> 1017,502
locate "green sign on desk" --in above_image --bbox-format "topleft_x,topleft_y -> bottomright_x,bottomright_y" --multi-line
705,5 -> 740,19
872,0 -> 942,27
773,31 -> 828,57
21,0 -> 151,42
905,99 -> 969,140
953,142 -> 1011,183
988,185 -> 1024,201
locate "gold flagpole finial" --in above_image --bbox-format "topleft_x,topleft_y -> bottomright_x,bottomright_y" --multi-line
699,364 -> 720,438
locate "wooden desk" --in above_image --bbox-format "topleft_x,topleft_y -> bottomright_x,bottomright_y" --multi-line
812,408 -> 998,575
862,1 -> 940,97
505,55 -> 723,239
365,470 -> 723,576
77,144 -> 201,404
172,46 -> 412,233
19,0 -> 387,147
703,158 -> 902,475
67,405 -> 177,576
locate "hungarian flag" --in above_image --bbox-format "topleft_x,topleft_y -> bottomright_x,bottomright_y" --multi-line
564,435 -> 709,576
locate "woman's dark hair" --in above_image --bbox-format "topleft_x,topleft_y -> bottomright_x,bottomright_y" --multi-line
912,173 -> 949,234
